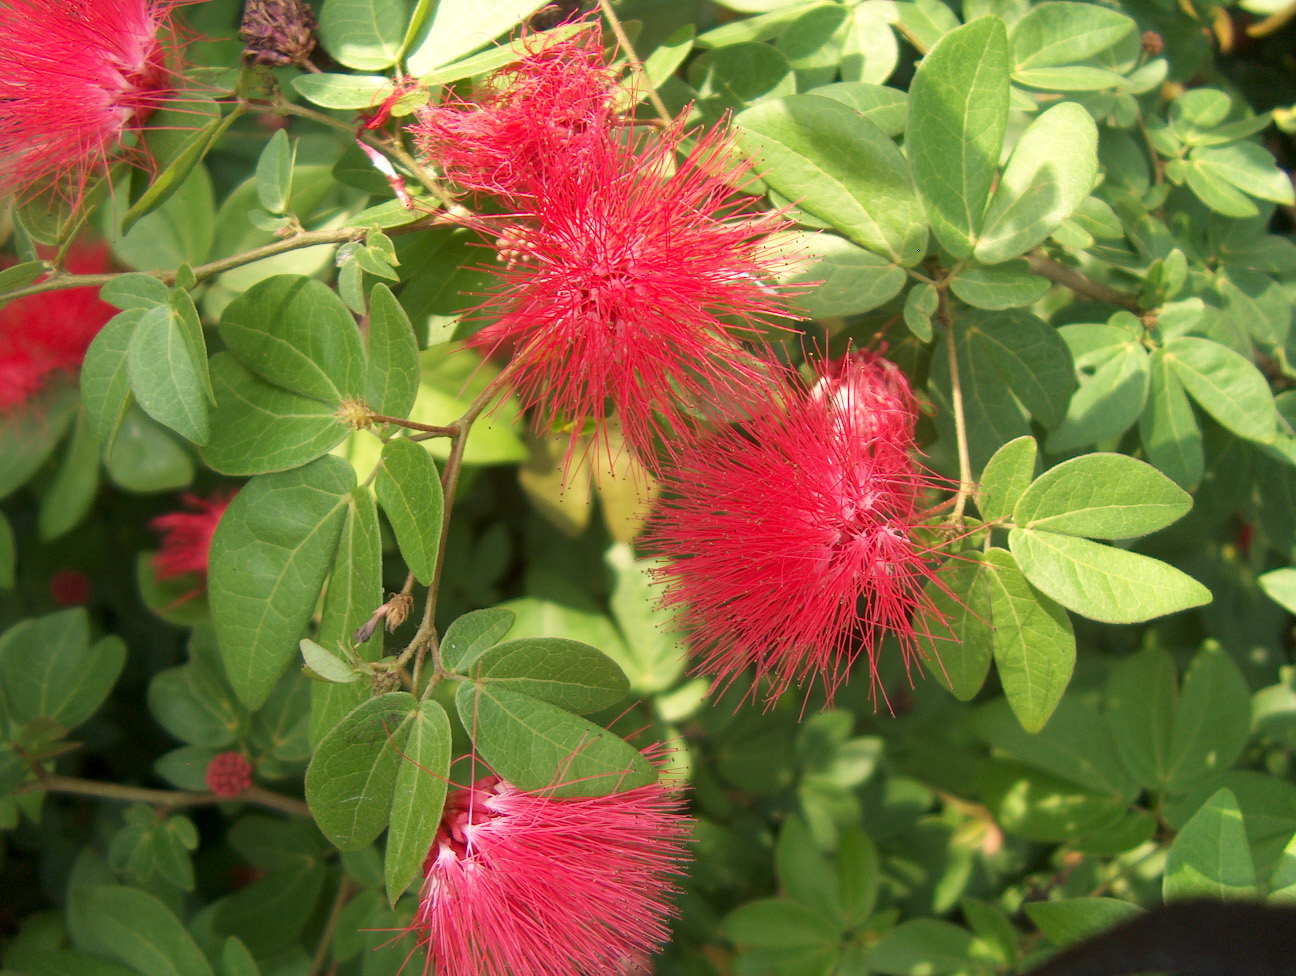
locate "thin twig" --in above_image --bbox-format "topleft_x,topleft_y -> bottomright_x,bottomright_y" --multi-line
19,774 -> 311,818
308,874 -> 357,976
1025,251 -> 1140,308
937,285 -> 975,524
597,0 -> 673,125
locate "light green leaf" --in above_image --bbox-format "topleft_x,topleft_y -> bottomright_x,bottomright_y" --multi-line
209,456 -> 354,708
907,16 -> 1010,258
1191,142 -> 1295,205
81,310 -> 137,447
385,699 -> 450,903
200,354 -> 348,476
605,544 -> 689,695
949,262 -> 1050,309
977,435 -> 1037,524
1259,567 -> 1296,615
809,81 -> 908,135
38,409 -> 102,541
300,639 -> 361,683
406,0 -> 548,74
374,438 -> 443,585
1164,788 -> 1256,900
1164,336 -> 1276,444
982,548 -> 1075,732
1009,529 -> 1211,624
105,406 -> 193,492
969,309 -> 1076,427
1105,645 -> 1177,793
68,884 -> 214,976
1187,160 -> 1259,217
464,638 -> 629,714
291,73 -> 393,109
1012,453 -> 1191,539
1010,1 -> 1135,69
218,275 -> 366,405
975,102 -> 1098,264
737,94 -> 927,265
925,554 -> 995,700
305,692 -> 417,849
101,273 -> 170,310
777,232 -> 906,318
1013,64 -> 1125,90
693,42 -> 796,116
1046,341 -> 1150,453
441,607 -> 517,673
869,920 -> 977,976
1024,899 -> 1142,946
903,281 -> 937,340
455,683 -> 655,798
255,129 -> 294,215
127,304 -> 209,444
318,0 -> 406,69
366,284 -> 419,418
1139,350 -> 1204,491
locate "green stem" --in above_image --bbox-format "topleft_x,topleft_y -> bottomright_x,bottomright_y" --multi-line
1024,251 -> 1139,308
597,0 -> 673,125
937,284 -> 975,524
18,773 -> 311,818
307,874 -> 356,976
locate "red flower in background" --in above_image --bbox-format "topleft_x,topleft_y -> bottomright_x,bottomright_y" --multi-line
472,122 -> 798,467
151,490 -> 236,583
0,242 -> 117,413
646,353 -> 949,706
409,24 -> 617,200
0,0 -> 185,202
411,770 -> 691,976
206,752 -> 253,797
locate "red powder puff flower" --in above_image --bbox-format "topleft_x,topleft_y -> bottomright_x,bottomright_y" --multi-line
646,353 -> 951,706
206,751 -> 253,797
409,768 -> 691,976
49,569 -> 93,606
151,489 -> 236,582
0,242 -> 117,413
409,23 -> 617,200
0,0 -> 186,203
470,121 -> 798,468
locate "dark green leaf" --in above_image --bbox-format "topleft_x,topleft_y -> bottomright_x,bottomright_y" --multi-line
949,262 -> 1050,309
385,699 -> 451,903
441,607 -> 517,673
925,554 -> 994,701
366,284 -> 419,418
455,683 -> 655,798
38,409 -> 101,540
81,311 -> 136,446
465,638 -> 629,714
1164,642 -> 1251,794
374,438 -> 443,585
869,919 -> 978,976
1105,645 -> 1177,793
306,692 -> 417,849
255,129 -> 294,215
105,406 -> 193,492
0,609 -> 126,729
127,304 -> 209,444
209,455 -> 354,708
723,898 -> 842,948
907,17 -> 1010,258
1024,898 -> 1142,946
67,883 -> 215,976
0,386 -> 77,500
1047,341 -> 1150,453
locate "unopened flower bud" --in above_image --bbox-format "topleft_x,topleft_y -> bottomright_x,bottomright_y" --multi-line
206,751 -> 254,797
239,0 -> 318,67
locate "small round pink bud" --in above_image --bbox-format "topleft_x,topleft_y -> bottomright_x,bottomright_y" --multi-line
206,752 -> 254,797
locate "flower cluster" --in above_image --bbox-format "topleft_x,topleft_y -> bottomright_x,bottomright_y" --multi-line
409,24 -> 797,465
205,751 -> 254,797
647,351 -> 949,706
0,0 -> 186,203
151,489 -> 236,585
410,770 -> 691,976
0,242 -> 117,413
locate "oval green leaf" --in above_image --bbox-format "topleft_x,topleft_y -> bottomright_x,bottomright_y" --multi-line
466,638 -> 630,714
385,699 -> 451,903
1013,453 -> 1192,539
374,438 -> 443,585
1164,335 -> 1277,444
127,304 -> 209,444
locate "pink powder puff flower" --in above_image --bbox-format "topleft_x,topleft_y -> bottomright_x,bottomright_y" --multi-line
646,353 -> 951,706
470,120 -> 798,468
151,489 -> 236,582
0,0 -> 186,203
410,768 -> 692,976
0,242 -> 117,413
409,23 -> 618,200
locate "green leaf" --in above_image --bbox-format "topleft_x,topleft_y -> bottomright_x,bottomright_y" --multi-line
1140,350 -> 1204,491
441,607 -> 517,673
300,639 -> 361,683
0,512 -> 12,589
1164,336 -> 1276,444
455,683 -> 655,798
209,455 -> 354,708
105,406 -> 193,492
977,435 -> 1037,524
907,17 -> 1010,258
1046,341 -> 1150,453
777,5 -> 849,88
903,281 -> 937,340
1010,2 -> 1135,69
776,232 -> 906,317
1191,143 -> 1295,205
211,859 -> 327,955
869,920 -> 977,976
385,699 -> 451,903
220,937 -> 260,976
1164,788 -> 1256,900
0,259 -> 50,295
925,554 -> 994,700
982,548 -> 1076,732
1165,642 -> 1251,794
1012,453 -> 1191,539
810,82 -> 907,135
1259,568 -> 1296,615
67,884 -> 212,976
101,273 -> 170,310
255,129 -> 294,215
0,386 -> 77,500
1009,529 -> 1211,624
970,309 -> 1076,428
291,73 -> 392,109
975,102 -> 1098,264
306,692 -> 417,849
318,0 -> 405,69
81,311 -> 136,446
218,275 -> 366,405
1024,898 -> 1142,946
692,42 -> 796,116
605,544 -> 689,695
110,163 -> 215,270
127,304 -> 210,444
0,609 -> 126,730
1105,646 -> 1177,793
643,25 -> 695,92
200,354 -> 348,476
736,93 -> 927,265
1186,160 -> 1259,217
464,638 -> 629,714
374,438 -> 444,585
949,262 -> 1050,310
723,899 -> 842,948
38,409 -> 102,541
405,0 -> 548,74
366,284 -> 419,418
